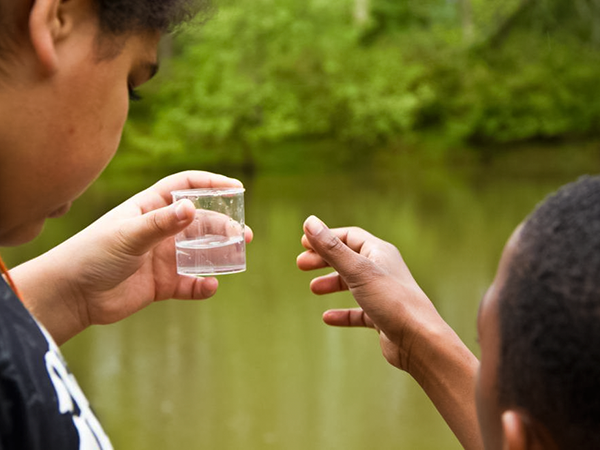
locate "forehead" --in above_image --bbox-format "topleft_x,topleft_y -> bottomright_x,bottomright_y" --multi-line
478,225 -> 523,338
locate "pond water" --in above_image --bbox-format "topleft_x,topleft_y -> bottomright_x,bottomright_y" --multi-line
3,148 -> 598,449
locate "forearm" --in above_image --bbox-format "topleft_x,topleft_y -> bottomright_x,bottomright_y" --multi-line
408,322 -> 482,450
10,251 -> 87,346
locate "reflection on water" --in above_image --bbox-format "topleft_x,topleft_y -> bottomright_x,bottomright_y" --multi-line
3,153 -> 598,449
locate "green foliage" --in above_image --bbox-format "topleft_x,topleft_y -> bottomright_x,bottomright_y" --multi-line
120,0 -> 600,171
420,33 -> 600,145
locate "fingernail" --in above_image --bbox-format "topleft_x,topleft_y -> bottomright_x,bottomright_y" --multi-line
304,215 -> 325,236
202,277 -> 218,295
175,200 -> 190,221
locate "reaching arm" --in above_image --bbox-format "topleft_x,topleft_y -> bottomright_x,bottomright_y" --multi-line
297,215 -> 483,450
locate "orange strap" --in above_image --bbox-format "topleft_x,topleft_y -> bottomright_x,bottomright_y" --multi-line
0,255 -> 22,300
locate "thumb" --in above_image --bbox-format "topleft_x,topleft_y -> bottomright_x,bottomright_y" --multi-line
303,216 -> 372,285
118,199 -> 195,256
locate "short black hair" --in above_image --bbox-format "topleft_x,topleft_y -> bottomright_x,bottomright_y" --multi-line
498,175 -> 600,448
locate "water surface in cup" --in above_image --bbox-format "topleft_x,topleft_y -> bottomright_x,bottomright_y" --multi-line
176,234 -> 246,276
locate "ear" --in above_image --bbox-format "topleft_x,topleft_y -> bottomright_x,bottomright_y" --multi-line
502,410 -> 558,450
502,411 -> 528,450
28,0 -> 75,75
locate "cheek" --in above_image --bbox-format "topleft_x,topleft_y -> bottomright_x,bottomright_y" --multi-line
99,86 -> 130,154
49,85 -> 129,198
475,370 -> 488,434
84,85 -> 129,166
476,360 -> 503,450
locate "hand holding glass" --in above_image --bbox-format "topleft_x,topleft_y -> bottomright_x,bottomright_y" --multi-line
172,188 -> 246,276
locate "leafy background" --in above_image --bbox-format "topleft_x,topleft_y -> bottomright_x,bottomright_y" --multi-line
117,0 -> 600,173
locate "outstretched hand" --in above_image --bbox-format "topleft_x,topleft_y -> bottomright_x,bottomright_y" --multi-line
297,215 -> 483,450
297,215 -> 438,371
12,171 -> 253,345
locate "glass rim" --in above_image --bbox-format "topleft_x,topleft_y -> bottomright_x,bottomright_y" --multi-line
171,187 -> 245,197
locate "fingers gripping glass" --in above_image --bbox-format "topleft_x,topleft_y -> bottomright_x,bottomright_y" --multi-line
171,188 -> 246,276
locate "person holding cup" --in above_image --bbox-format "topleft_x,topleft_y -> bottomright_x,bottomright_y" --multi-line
0,0 -> 251,447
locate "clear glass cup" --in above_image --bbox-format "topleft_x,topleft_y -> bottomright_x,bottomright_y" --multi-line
171,188 -> 246,276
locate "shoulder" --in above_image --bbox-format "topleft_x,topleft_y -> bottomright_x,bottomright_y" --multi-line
0,278 -> 112,449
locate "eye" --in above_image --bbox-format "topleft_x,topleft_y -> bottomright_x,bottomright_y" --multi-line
128,84 -> 142,102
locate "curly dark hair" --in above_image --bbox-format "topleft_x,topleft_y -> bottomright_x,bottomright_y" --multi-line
498,175 -> 600,448
0,0 -> 211,61
94,0 -> 212,34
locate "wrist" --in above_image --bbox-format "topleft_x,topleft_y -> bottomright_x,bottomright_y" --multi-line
10,252 -> 89,345
403,316 -> 482,450
407,318 -> 478,388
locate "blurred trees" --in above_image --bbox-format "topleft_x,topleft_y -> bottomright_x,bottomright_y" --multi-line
122,0 -> 600,170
